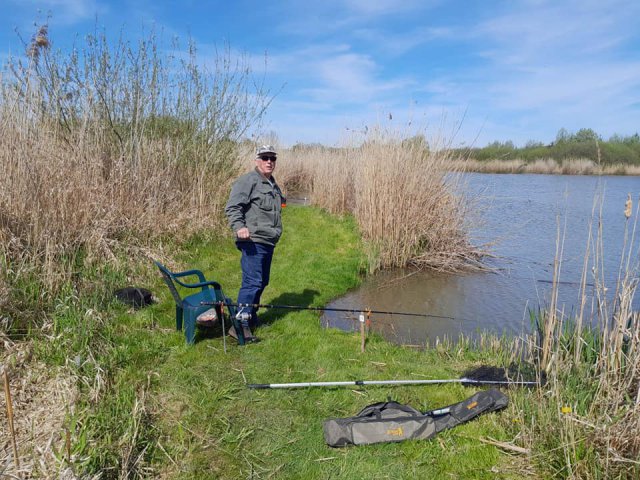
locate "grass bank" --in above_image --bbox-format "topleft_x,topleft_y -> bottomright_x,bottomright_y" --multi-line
2,206 -> 522,479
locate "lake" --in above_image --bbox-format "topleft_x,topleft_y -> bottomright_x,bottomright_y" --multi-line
323,173 -> 640,345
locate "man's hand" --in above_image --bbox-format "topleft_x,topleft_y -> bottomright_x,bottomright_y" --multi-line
236,227 -> 250,239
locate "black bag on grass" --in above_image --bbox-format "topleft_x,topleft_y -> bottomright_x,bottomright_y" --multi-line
114,287 -> 154,308
323,388 -> 508,447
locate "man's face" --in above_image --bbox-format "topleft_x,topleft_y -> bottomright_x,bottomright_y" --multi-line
255,155 -> 277,177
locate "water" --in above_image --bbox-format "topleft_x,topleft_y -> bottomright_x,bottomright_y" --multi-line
323,173 -> 640,344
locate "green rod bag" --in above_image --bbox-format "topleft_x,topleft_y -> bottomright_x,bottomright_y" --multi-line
323,388 -> 508,447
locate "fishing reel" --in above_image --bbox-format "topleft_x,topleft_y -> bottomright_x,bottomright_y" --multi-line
236,309 -> 252,327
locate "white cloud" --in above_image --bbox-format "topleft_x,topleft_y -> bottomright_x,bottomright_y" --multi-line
419,58 -> 640,145
260,44 -> 352,75
410,0 -> 640,145
493,62 -> 640,110
474,0 -> 640,66
246,43 -> 415,106
351,25 -> 454,56
313,53 -> 378,100
275,0 -> 440,38
9,0 -> 105,26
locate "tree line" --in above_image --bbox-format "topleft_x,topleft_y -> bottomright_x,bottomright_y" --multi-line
461,128 -> 640,165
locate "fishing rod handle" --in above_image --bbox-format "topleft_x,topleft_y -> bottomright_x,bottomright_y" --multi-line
460,378 -> 540,386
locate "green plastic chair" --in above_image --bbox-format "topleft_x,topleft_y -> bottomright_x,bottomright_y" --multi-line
154,261 -> 246,345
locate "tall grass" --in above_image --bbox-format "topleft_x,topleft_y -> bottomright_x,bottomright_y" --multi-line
512,194 -> 640,478
278,132 -> 484,272
0,26 -> 271,324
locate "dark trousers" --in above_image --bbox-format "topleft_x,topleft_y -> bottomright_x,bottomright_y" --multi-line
236,241 -> 274,327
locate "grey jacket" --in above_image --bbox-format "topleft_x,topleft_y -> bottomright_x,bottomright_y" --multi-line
225,169 -> 286,246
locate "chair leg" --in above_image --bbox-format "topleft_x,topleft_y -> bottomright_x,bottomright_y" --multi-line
176,306 -> 184,331
184,310 -> 197,345
225,297 -> 245,346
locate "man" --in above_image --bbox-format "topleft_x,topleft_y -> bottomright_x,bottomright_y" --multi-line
225,145 -> 286,342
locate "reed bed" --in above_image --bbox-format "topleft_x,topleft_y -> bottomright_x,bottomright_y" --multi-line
0,27 -> 270,322
0,27 -> 270,477
278,133 -> 484,272
453,157 -> 640,175
0,341 -> 79,478
509,194 -> 640,478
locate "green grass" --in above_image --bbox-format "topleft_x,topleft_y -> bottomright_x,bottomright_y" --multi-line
34,206 -> 520,478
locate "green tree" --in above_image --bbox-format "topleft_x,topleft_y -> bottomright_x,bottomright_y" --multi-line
555,128 -> 570,143
572,128 -> 600,143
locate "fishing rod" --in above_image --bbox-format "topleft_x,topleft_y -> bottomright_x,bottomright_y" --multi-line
247,365 -> 545,389
247,378 -> 540,389
201,301 -> 455,320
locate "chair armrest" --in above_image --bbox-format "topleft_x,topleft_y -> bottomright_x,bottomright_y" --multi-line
172,277 -> 222,290
172,269 -> 207,283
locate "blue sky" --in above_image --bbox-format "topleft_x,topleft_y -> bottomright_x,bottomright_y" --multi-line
1,0 -> 639,147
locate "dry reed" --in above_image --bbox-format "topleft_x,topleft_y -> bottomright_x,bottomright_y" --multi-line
513,193 -> 640,478
0,340 -> 79,478
0,26 -> 270,311
278,131 -> 484,272
453,157 -> 640,176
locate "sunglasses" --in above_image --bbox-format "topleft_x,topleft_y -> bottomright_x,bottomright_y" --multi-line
259,156 -> 277,162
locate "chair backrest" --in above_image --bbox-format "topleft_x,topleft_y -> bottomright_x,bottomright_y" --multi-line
154,261 -> 183,306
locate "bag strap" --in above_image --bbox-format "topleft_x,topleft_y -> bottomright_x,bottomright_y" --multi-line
356,400 -> 422,419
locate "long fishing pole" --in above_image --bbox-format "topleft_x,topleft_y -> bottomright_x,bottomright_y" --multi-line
247,378 -> 540,389
202,301 -> 454,320
247,365 -> 545,389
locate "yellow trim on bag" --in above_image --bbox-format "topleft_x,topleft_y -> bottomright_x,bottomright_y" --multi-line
386,427 -> 404,437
